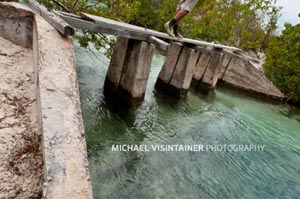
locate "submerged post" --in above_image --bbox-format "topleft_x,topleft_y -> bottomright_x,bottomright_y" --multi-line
104,37 -> 154,103
155,42 -> 199,97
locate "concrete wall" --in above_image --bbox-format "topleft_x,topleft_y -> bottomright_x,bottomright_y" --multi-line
193,48 -> 284,100
0,2 -> 33,48
33,14 -> 93,199
1,2 -> 93,198
219,55 -> 284,100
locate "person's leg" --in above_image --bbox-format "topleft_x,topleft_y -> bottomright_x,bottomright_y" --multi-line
174,9 -> 189,24
165,9 -> 188,37
172,9 -> 188,38
165,0 -> 197,37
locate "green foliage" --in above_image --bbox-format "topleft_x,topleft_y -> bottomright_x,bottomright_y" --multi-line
184,0 -> 281,50
264,23 -> 300,102
41,0 -> 281,51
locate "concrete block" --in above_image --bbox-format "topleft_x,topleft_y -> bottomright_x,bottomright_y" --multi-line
193,53 -> 211,81
156,44 -> 199,97
0,2 -> 34,48
219,54 -> 232,79
201,51 -> 223,88
221,57 -> 284,99
105,37 -> 154,101
157,42 -> 183,84
119,39 -> 154,99
34,14 -> 93,199
170,46 -> 199,90
104,37 -> 129,93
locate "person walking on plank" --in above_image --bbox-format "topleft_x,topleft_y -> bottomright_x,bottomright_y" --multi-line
164,0 -> 199,38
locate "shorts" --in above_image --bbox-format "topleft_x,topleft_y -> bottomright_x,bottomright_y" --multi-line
177,0 -> 198,12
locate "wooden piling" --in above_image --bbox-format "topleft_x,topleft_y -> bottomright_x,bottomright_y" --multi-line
104,37 -> 154,102
156,42 -> 199,97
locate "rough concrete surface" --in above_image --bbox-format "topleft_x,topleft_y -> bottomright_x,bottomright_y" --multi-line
119,39 -> 154,98
0,36 -> 43,198
169,46 -> 198,90
221,57 -> 284,99
0,2 -> 34,48
200,51 -> 223,88
34,15 -> 93,199
157,42 -> 183,84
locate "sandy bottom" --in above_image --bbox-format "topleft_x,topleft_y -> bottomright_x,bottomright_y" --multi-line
0,37 -> 43,198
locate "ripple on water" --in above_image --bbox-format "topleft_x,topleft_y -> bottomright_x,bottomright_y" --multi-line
75,43 -> 300,199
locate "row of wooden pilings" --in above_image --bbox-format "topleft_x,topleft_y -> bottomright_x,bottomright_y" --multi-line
104,37 -> 227,105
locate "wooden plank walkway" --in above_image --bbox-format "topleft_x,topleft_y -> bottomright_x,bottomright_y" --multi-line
55,11 -> 241,52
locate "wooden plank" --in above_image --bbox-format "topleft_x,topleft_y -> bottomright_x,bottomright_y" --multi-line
55,11 -> 147,41
81,12 -> 241,52
147,36 -> 170,52
56,11 -> 169,51
26,0 -> 74,36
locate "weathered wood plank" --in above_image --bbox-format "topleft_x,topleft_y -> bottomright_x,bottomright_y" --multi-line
26,0 -> 74,36
55,11 -> 147,41
81,12 -> 241,51
55,10 -> 240,51
147,36 -> 170,52
56,11 -> 170,51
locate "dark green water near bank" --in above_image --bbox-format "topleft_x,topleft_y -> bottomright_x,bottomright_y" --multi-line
75,42 -> 300,199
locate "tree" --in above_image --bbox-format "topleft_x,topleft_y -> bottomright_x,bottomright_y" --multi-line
40,0 -> 281,52
264,23 -> 300,103
183,0 -> 281,50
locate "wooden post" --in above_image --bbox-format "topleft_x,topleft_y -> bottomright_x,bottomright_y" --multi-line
156,42 -> 199,97
104,37 -> 154,102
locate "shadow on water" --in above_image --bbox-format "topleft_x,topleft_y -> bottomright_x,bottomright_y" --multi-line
103,90 -> 142,121
189,86 -> 216,102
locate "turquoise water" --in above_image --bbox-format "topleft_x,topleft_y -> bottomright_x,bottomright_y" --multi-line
75,42 -> 300,199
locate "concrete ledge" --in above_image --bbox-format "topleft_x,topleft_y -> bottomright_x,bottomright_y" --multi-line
220,57 -> 284,100
33,8 -> 93,199
0,2 -> 34,48
1,2 -> 93,198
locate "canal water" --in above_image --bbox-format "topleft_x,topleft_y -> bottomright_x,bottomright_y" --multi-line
75,42 -> 300,199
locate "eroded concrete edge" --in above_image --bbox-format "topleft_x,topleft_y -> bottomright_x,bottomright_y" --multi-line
32,8 -> 93,199
0,2 -> 34,48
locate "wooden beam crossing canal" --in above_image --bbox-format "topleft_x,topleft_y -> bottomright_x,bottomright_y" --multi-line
55,10 -> 240,52
26,1 -> 282,105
